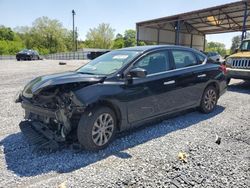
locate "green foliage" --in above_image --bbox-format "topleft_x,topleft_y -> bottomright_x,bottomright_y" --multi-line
112,38 -> 125,49
112,33 -> 125,49
85,23 -> 115,49
230,35 -> 241,53
112,30 -> 146,49
0,26 -> 24,55
1,18 -> 80,55
28,17 -> 71,54
124,29 -> 136,47
0,26 -> 15,40
138,41 -> 146,46
205,42 -> 227,56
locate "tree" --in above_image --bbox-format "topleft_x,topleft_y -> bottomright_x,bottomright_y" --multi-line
85,23 -> 115,49
205,42 -> 227,56
0,26 -> 24,55
30,17 -> 71,54
14,17 -> 73,54
230,35 -> 241,53
0,26 -> 15,40
124,29 -> 136,47
112,33 -> 125,49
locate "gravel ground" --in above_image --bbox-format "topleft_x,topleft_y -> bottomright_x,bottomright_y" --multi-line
0,60 -> 249,188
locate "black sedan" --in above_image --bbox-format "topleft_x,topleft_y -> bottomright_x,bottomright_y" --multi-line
16,45 -> 227,151
16,49 -> 40,61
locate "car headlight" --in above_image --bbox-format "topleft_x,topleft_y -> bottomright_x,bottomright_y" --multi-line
225,58 -> 232,66
14,90 -> 22,103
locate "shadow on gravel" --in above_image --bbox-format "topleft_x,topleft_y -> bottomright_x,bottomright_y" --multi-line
228,80 -> 250,94
0,106 -> 224,177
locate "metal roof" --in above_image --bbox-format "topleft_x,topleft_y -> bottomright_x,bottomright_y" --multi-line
136,0 -> 250,35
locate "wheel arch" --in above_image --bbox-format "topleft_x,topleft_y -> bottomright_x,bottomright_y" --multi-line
205,81 -> 220,97
198,81 -> 220,105
85,99 -> 123,131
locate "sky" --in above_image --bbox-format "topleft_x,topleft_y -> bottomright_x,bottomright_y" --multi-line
0,0 -> 242,49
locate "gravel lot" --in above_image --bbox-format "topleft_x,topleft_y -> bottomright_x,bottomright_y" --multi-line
0,60 -> 249,188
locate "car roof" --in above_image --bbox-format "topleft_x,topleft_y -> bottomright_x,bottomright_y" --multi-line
116,45 -> 201,53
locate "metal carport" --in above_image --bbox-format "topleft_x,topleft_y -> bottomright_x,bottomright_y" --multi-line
136,0 -> 250,50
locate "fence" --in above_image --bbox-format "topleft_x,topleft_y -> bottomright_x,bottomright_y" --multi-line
0,48 -> 109,61
44,51 -> 88,60
0,55 -> 16,60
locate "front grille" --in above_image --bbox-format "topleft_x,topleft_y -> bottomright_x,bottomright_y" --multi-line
232,59 -> 250,69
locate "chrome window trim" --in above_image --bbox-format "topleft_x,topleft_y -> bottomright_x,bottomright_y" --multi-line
145,57 -> 207,77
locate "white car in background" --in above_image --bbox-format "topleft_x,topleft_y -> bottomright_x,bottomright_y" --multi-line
206,52 -> 224,63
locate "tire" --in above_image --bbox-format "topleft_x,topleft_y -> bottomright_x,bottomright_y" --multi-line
17,59 -> 20,61
200,86 -> 218,114
77,106 -> 117,151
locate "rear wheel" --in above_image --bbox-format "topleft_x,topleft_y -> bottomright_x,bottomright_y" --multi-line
77,106 -> 116,151
200,86 -> 218,113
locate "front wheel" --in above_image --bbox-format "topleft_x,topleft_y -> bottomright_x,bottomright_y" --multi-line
200,86 -> 218,114
77,106 -> 117,151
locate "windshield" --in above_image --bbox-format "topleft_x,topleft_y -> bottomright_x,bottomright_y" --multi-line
240,40 -> 250,51
20,49 -> 29,53
77,50 -> 139,75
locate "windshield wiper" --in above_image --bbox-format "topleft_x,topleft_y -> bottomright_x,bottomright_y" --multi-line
77,72 -> 97,75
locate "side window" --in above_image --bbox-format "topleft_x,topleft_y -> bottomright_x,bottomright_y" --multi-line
196,53 -> 206,64
134,51 -> 170,75
172,50 -> 197,69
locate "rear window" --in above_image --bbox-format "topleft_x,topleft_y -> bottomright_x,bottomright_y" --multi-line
172,50 -> 197,69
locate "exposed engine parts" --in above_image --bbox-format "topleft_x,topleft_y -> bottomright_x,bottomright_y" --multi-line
22,88 -> 85,143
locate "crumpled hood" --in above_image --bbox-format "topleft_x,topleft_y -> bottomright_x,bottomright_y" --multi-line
23,71 -> 105,97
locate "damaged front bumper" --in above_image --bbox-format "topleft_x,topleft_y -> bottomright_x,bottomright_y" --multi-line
22,102 -> 56,119
18,92 -> 86,150
19,120 -> 61,151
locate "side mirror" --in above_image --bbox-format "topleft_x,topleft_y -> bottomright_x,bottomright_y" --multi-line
129,67 -> 147,78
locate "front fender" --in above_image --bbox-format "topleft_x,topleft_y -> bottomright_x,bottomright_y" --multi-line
73,83 -> 128,131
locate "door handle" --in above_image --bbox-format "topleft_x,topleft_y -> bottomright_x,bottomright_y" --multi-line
197,74 -> 206,78
164,80 -> 175,85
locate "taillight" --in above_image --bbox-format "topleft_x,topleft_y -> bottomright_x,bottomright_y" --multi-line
219,64 -> 227,74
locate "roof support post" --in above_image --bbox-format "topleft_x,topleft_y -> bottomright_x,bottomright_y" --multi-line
241,1 -> 248,41
190,34 -> 193,48
203,35 -> 206,51
136,25 -> 139,46
175,19 -> 181,45
157,28 -> 160,45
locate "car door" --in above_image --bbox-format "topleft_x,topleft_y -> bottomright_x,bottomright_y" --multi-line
123,50 -> 178,123
169,49 -> 205,108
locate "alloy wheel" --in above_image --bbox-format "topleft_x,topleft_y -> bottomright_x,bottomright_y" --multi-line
92,113 -> 114,146
204,89 -> 217,111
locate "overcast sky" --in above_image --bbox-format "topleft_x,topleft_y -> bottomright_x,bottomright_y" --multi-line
0,0 -> 242,48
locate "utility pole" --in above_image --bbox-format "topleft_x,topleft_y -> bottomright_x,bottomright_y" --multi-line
72,10 -> 76,51
75,27 -> 78,51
